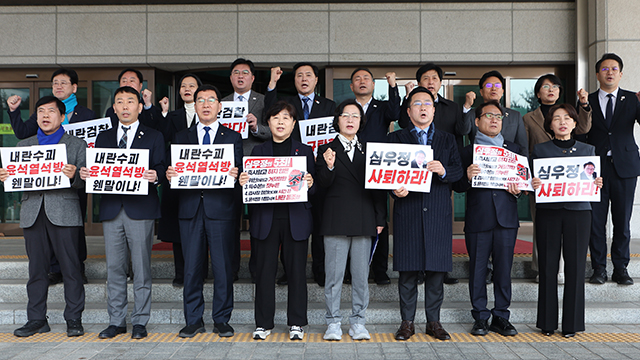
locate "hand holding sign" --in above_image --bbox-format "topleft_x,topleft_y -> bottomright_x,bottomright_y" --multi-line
467,164 -> 481,181
62,164 -> 77,179
427,160 -> 445,177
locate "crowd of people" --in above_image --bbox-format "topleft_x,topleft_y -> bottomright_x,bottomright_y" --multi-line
1,53 -> 639,342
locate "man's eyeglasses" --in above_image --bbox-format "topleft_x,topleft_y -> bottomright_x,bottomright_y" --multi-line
541,84 -> 560,90
480,113 -> 504,120
232,70 -> 251,76
484,83 -> 502,89
600,67 -> 620,72
52,81 -> 71,87
340,113 -> 361,119
411,101 -> 433,107
196,97 -> 218,105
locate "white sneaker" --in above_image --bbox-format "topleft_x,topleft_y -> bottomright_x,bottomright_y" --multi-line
289,325 -> 304,340
253,327 -> 271,340
348,324 -> 371,340
323,322 -> 342,340
558,273 -> 565,285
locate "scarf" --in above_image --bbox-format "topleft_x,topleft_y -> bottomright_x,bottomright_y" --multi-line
37,126 -> 65,145
474,130 -> 504,147
184,102 -> 197,128
61,94 -> 77,125
337,133 -> 361,161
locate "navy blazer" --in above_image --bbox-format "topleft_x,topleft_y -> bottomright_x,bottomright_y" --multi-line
452,141 -> 521,233
172,124 -> 243,220
388,126 -> 463,272
9,105 -> 96,140
357,85 -> 402,144
264,88 -> 336,142
585,89 -> 640,178
399,94 -> 466,149
248,139 -> 315,241
96,122 -> 166,221
160,107 -> 196,143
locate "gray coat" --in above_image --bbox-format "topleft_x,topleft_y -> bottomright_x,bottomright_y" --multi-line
222,90 -> 270,155
18,133 -> 87,228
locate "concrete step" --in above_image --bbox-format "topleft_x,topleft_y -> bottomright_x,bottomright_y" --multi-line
2,300 -> 639,326
0,279 -> 637,304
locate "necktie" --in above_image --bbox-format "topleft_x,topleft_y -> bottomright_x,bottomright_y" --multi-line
238,95 -> 244,102
606,93 -> 614,128
118,126 -> 130,149
418,130 -> 426,145
203,126 -> 211,145
302,97 -> 310,120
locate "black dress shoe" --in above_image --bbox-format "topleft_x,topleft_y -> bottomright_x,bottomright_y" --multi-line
489,316 -> 517,336
48,272 -> 63,286
131,324 -> 148,339
589,269 -> 607,284
82,270 -> 89,284
541,329 -> 554,336
314,274 -> 325,287
426,321 -> 451,340
99,325 -> 127,339
276,274 -> 288,286
343,273 -> 351,284
14,320 -> 50,337
213,322 -> 234,337
375,275 -> 391,285
444,273 -> 459,285
394,320 -> 415,340
172,278 -> 184,287
470,319 -> 489,336
612,269 -> 634,285
179,320 -> 205,338
66,318 -> 84,337
563,332 -> 576,338
417,271 -> 425,285
485,269 -> 493,284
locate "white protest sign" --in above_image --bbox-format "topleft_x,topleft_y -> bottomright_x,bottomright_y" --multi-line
218,101 -> 248,139
365,142 -> 433,193
299,116 -> 336,156
64,117 -> 112,148
85,148 -> 149,195
0,144 -> 70,192
533,156 -> 600,203
170,144 -> 235,189
471,144 -> 534,191
242,156 -> 308,204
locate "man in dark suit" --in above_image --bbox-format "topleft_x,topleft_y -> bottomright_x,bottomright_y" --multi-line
105,69 -> 164,131
0,96 -> 87,338
79,86 -> 165,340
452,101 -> 521,337
166,84 -> 243,338
586,53 -> 640,285
264,62 -> 336,286
389,87 -> 463,341
6,68 -> 95,286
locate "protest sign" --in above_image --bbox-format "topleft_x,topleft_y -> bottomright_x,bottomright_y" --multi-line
533,156 -> 600,203
471,144 -> 534,191
365,142 -> 433,193
218,101 -> 248,139
299,116 -> 336,156
170,144 -> 235,189
0,144 -> 70,192
85,148 -> 149,195
242,156 -> 308,204
64,117 -> 111,147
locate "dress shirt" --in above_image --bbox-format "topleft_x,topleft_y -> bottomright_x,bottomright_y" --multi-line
197,121 -> 220,145
598,87 -> 620,119
234,90 -> 252,103
299,93 -> 316,115
117,120 -> 140,149
356,97 -> 373,114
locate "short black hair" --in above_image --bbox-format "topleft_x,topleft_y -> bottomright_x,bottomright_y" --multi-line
544,103 -> 579,136
293,62 -> 319,77
475,100 -> 503,120
350,67 -> 374,82
534,74 -> 563,104
266,100 -> 298,121
333,99 -> 365,133
416,63 -> 443,83
194,84 -> 222,103
595,53 -> 624,73
583,161 -> 595,168
114,86 -> 141,102
118,68 -> 144,83
51,68 -> 79,85
478,70 -> 505,89
230,58 -> 255,75
179,73 -> 203,87
36,95 -> 65,115
407,86 -> 435,104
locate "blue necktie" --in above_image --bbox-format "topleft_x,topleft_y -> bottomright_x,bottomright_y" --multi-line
118,126 -> 130,149
302,97 -> 310,120
203,126 -> 211,145
606,93 -> 614,128
418,130 -> 426,145
238,95 -> 244,102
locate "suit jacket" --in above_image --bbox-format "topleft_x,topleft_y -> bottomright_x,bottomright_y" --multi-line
585,88 -> 640,178
452,141 -> 521,233
18,133 -> 86,228
463,105 -> 529,157
264,88 -> 336,142
357,85 -> 401,144
531,140 -> 596,211
387,127 -> 463,272
248,139 -> 315,241
106,104 -> 164,133
9,105 -> 96,140
399,94 -> 466,149
316,138 -> 386,237
222,91 -> 271,155
160,107 -> 196,143
172,123 -> 243,220
95,123 -> 166,221
523,105 -> 592,155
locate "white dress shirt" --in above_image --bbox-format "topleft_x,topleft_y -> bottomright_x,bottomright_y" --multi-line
197,121 -> 219,145
117,120 -> 140,149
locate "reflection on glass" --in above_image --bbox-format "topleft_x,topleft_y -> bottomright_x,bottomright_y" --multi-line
510,79 -> 539,117
39,87 -> 88,108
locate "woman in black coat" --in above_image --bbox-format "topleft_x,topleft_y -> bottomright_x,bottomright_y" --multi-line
531,103 -> 603,338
